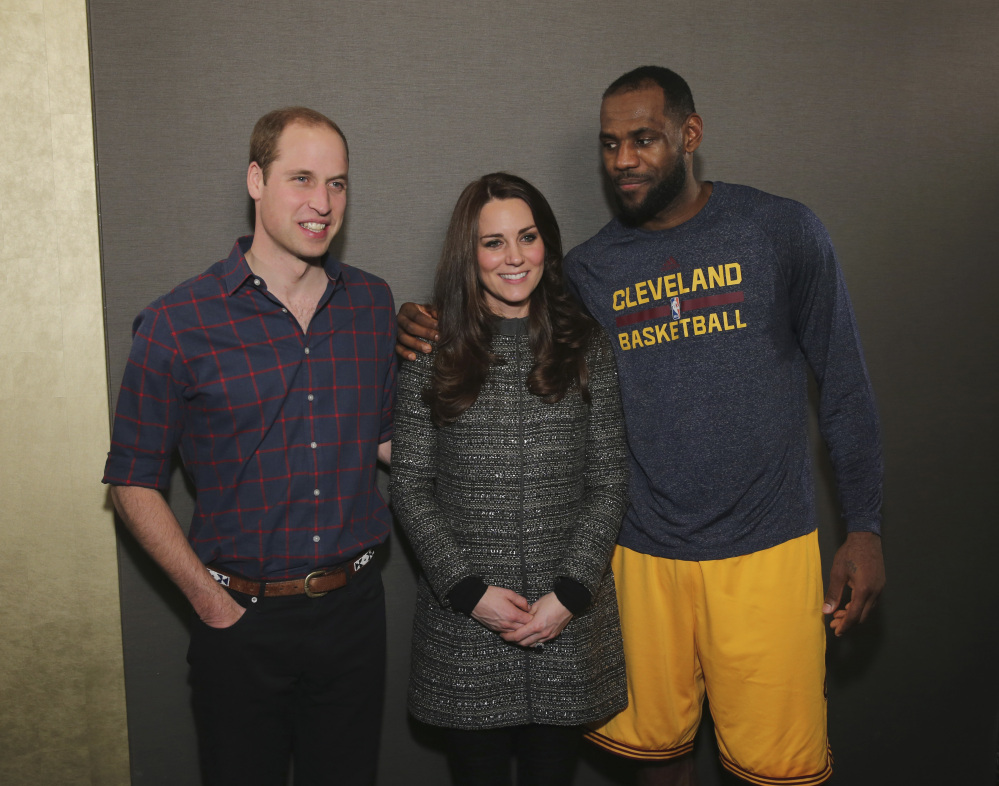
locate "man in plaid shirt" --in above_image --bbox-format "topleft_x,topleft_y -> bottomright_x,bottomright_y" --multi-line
104,107 -> 396,785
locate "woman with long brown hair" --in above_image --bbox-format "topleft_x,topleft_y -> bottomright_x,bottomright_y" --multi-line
390,172 -> 629,785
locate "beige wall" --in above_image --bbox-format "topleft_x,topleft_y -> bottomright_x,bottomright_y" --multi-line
0,0 -> 128,783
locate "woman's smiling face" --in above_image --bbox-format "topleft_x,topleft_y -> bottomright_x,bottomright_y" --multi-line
475,198 -> 545,319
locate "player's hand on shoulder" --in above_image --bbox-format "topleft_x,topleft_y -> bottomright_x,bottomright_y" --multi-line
396,303 -> 439,360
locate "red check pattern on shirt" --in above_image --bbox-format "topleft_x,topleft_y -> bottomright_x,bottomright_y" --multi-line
104,237 -> 396,580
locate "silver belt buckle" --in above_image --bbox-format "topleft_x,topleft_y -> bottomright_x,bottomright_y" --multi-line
303,570 -> 329,598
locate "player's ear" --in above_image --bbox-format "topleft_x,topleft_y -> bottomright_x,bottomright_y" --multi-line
682,113 -> 703,155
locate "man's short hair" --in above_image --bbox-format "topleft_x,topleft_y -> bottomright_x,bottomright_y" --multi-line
604,66 -> 696,124
250,107 -> 349,181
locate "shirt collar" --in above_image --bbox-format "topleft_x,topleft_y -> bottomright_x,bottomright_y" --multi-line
221,235 -> 343,296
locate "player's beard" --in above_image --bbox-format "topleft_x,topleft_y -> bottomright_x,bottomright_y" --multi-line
615,150 -> 688,228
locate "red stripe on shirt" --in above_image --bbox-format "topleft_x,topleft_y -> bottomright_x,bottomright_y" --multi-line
615,291 -> 744,328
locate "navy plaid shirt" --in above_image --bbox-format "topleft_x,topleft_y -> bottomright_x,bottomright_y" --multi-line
104,237 -> 396,580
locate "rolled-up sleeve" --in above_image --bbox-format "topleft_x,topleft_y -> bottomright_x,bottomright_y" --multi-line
103,306 -> 184,489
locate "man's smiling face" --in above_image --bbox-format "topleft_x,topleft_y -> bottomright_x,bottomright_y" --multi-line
248,121 -> 349,263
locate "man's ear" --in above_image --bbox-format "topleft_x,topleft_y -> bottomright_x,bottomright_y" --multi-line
682,113 -> 704,155
247,161 -> 264,200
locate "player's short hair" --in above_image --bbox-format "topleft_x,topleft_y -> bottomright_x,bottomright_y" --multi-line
604,66 -> 696,124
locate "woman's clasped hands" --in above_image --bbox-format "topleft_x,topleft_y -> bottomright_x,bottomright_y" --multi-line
470,585 -> 573,648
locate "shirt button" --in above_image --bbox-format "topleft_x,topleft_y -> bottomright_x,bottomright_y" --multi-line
282,307 -> 288,313
253,278 -> 261,286
307,394 -> 314,402
313,489 -> 320,496
313,535 -> 321,543
304,347 -> 310,355
311,442 -> 317,449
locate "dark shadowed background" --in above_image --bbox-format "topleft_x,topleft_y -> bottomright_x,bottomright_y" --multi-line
90,1 -> 999,783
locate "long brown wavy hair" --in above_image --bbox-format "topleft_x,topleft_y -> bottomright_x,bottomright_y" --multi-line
424,172 -> 596,426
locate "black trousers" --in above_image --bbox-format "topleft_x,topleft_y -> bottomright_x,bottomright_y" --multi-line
187,564 -> 386,786
443,724 -> 582,786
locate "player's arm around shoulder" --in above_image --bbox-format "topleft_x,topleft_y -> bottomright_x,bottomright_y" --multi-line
395,302 -> 439,360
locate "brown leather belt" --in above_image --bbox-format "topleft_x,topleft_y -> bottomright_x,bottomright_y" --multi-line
207,549 -> 375,598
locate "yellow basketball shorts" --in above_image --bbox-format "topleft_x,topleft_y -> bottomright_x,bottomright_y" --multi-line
586,531 -> 832,786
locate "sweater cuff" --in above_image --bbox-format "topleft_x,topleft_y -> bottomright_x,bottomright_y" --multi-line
447,576 -> 488,615
845,517 -> 882,536
553,576 -> 592,616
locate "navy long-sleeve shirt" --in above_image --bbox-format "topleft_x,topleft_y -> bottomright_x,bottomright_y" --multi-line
565,182 -> 882,561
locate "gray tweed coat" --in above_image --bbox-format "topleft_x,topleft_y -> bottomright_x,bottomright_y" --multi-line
390,318 -> 629,729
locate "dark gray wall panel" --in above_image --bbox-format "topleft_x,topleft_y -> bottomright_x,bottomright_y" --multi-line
91,1 -> 999,783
